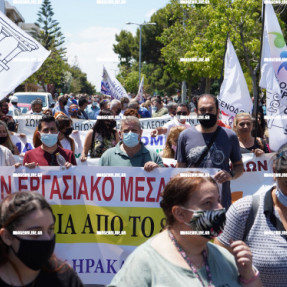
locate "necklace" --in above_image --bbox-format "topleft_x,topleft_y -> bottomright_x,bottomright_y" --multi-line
168,229 -> 213,287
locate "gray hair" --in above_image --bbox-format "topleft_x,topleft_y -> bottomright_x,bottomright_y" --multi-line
31,98 -> 43,107
120,116 -> 141,131
167,102 -> 177,111
127,100 -> 139,109
110,99 -> 121,109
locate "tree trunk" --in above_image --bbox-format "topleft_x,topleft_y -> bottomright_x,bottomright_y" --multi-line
205,78 -> 211,93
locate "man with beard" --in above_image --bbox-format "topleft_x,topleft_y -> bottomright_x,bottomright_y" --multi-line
176,94 -> 244,209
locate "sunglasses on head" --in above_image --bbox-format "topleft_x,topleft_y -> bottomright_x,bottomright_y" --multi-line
176,112 -> 187,116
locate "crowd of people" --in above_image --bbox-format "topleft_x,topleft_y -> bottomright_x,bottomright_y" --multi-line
0,90 -> 283,287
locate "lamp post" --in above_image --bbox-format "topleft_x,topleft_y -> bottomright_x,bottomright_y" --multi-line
126,22 -> 156,85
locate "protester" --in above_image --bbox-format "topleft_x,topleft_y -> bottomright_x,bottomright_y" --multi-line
252,111 -> 268,141
27,99 -> 43,115
68,104 -> 82,119
81,110 -> 119,160
42,108 -> 53,116
9,96 -> 21,116
99,99 -> 109,111
141,100 -> 152,116
110,99 -> 122,117
0,120 -> 19,155
176,94 -> 244,209
120,97 -> 130,115
233,113 -> 270,155
55,114 -> 75,153
0,100 -> 12,121
108,172 -> 261,287
166,102 -> 177,117
151,104 -> 191,137
151,97 -> 168,117
161,126 -> 186,158
52,95 -> 69,116
123,108 -> 140,118
0,191 -> 84,286
0,144 -> 17,166
215,143 -> 287,287
23,115 -> 77,168
128,100 -> 151,118
86,96 -> 100,120
99,116 -> 164,171
78,97 -> 89,119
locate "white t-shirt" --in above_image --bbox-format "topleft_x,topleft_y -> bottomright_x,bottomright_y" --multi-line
0,145 -> 15,166
60,138 -> 72,151
163,117 -> 191,135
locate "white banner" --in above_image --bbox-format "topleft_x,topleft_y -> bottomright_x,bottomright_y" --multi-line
0,11 -> 50,100
0,162 -> 274,285
137,76 -> 144,103
101,66 -> 128,100
219,39 -> 252,127
259,4 -> 287,151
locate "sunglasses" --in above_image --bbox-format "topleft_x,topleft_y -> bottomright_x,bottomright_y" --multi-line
176,112 -> 187,116
71,108 -> 78,112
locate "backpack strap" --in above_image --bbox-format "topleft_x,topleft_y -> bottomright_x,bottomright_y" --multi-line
243,194 -> 260,241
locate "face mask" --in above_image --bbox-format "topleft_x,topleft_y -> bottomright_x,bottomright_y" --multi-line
275,184 -> 287,207
152,107 -> 157,113
7,122 -> 16,132
40,133 -> 59,147
92,102 -> 98,107
64,127 -> 73,136
70,112 -> 78,117
62,100 -> 68,106
182,207 -> 226,239
199,113 -> 217,128
33,112 -> 42,115
11,235 -> 55,271
116,108 -> 121,115
1,108 -> 8,114
0,136 -> 7,144
123,131 -> 140,148
171,144 -> 177,152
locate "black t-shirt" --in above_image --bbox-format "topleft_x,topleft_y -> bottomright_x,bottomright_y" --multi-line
0,262 -> 83,287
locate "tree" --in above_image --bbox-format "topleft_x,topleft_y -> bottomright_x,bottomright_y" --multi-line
32,0 -> 66,57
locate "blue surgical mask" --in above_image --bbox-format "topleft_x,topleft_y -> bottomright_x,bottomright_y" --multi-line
40,133 -> 59,147
92,102 -> 98,107
275,184 -> 287,207
123,131 -> 140,148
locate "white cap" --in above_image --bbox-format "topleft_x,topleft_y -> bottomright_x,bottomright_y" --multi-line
11,96 -> 18,103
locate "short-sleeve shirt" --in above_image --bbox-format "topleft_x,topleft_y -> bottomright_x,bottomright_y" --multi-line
152,107 -> 168,118
23,146 -> 77,166
0,145 -> 15,166
108,240 -> 240,287
163,117 -> 191,135
176,126 -> 242,209
217,187 -> 287,287
99,142 -> 164,167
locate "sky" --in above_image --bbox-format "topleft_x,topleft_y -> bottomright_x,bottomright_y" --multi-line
11,0 -> 170,91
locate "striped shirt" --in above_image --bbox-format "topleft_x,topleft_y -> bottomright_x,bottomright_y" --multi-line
217,187 -> 287,286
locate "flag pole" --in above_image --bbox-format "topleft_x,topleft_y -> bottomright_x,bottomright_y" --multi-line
254,0 -> 266,142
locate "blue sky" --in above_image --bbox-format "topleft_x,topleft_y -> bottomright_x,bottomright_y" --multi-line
12,0 -> 170,90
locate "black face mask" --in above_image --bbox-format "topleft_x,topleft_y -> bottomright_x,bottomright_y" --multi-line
116,108 -> 121,115
199,113 -> 217,128
64,127 -> 73,136
7,122 -> 16,132
11,235 -> 56,270
0,136 -> 7,144
62,101 -> 68,106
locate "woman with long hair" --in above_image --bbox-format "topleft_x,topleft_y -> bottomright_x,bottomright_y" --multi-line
0,191 -> 83,286
80,109 -> 119,160
0,120 -> 19,155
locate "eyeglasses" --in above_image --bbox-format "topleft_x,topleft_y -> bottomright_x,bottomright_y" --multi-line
70,108 -> 78,112
176,112 -> 187,116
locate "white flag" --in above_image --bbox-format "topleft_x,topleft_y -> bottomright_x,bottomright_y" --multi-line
137,76 -> 144,103
0,11 -> 50,101
219,39 -> 252,127
259,4 -> 287,151
101,66 -> 128,100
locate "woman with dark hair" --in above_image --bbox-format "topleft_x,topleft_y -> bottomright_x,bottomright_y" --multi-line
0,120 -> 19,155
0,191 -> 83,286
108,172 -> 262,287
80,109 -> 119,160
252,111 -> 267,141
215,143 -> 287,286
